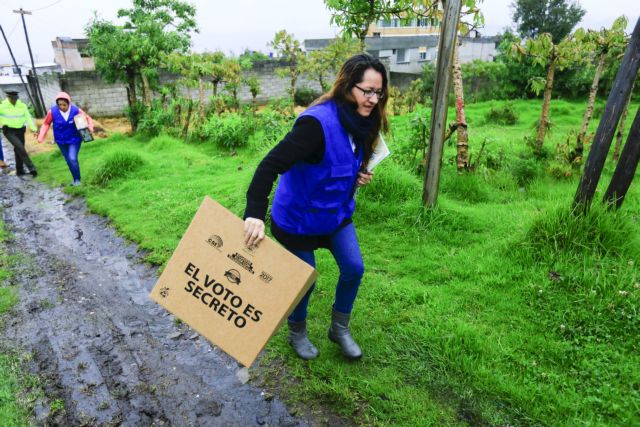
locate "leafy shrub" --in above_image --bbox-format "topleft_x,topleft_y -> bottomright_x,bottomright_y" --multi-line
483,102 -> 519,125
268,97 -> 295,119
124,102 -> 146,131
547,162 -> 574,180
90,152 -> 145,187
199,113 -> 256,149
137,101 -> 177,137
510,157 -> 541,186
208,95 -> 236,115
255,109 -> 291,150
294,87 -> 321,106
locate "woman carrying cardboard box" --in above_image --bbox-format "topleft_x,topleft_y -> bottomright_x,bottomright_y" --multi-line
37,92 -> 93,186
243,54 -> 388,361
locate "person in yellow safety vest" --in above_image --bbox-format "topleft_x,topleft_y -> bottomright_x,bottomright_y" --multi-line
0,90 -> 38,177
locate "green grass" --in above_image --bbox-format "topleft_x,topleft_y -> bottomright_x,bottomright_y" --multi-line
0,220 -> 30,426
33,99 -> 640,426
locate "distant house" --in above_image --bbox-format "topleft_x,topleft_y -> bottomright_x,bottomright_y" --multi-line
0,62 -> 62,103
52,37 -> 95,72
305,18 -> 499,88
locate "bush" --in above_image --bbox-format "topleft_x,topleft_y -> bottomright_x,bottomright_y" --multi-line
90,152 -> 145,187
199,113 -> 256,149
137,101 -> 177,137
294,87 -> 321,106
510,157 -> 541,186
255,109 -> 291,150
483,102 -> 519,125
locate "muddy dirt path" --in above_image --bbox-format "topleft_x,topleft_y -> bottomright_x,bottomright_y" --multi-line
0,170 -> 306,426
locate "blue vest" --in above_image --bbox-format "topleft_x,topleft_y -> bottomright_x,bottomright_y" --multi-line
272,100 -> 363,235
51,105 -> 82,145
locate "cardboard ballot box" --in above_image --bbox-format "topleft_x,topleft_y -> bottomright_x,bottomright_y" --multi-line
150,196 -> 317,367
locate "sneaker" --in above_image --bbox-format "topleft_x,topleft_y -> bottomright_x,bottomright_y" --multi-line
0,160 -> 8,168
70,180 -> 82,187
29,170 -> 38,177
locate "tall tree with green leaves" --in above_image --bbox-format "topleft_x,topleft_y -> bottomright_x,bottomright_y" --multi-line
512,0 -> 585,43
574,16 -> 628,159
270,30 -> 303,105
86,0 -> 197,128
117,0 -> 197,105
299,38 -> 360,92
511,31 -> 584,156
324,0 -> 441,50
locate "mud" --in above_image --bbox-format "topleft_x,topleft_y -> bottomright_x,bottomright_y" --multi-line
0,163 -> 307,425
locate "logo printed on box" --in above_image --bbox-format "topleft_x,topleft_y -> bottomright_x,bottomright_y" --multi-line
259,271 -> 273,284
227,252 -> 255,274
224,269 -> 241,285
206,234 -> 224,251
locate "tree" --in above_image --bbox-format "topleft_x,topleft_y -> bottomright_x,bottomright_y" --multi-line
86,0 -> 197,129
208,51 -> 227,96
270,30 -> 303,105
511,31 -> 584,156
451,3 -> 484,172
117,0 -> 197,105
324,0 -> 440,51
512,0 -> 585,43
574,16 -> 628,160
243,74 -> 261,110
299,38 -> 360,92
165,51 -> 215,117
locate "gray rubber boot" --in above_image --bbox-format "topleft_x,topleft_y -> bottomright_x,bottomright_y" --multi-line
287,320 -> 319,360
328,308 -> 362,360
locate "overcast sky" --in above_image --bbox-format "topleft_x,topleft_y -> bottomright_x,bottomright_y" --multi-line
0,0 -> 637,65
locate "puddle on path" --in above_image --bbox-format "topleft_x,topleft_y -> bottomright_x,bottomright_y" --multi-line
0,165 -> 308,426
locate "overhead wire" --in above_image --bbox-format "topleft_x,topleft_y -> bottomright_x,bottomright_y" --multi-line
31,0 -> 64,12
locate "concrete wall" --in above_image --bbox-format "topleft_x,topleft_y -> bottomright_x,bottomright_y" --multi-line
26,61 -> 332,117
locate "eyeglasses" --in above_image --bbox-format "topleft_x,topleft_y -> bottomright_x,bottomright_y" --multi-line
354,85 -> 385,100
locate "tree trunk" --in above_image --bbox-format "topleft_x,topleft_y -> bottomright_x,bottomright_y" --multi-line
576,54 -> 606,158
574,17 -> 640,210
140,72 -> 152,107
535,59 -> 556,155
198,80 -> 205,118
422,0 -> 463,206
603,107 -> 640,209
613,82 -> 634,161
212,81 -> 219,97
182,100 -> 193,139
452,43 -> 469,172
126,71 -> 137,107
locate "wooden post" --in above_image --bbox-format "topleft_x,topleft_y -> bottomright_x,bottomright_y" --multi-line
602,107 -> 640,209
573,17 -> 640,210
422,0 -> 462,207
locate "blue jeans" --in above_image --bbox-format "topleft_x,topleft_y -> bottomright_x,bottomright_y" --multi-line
288,222 -> 365,322
0,134 -> 4,161
57,142 -> 81,182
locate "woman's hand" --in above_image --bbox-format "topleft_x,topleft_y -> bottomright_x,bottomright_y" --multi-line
356,171 -> 374,187
244,217 -> 265,247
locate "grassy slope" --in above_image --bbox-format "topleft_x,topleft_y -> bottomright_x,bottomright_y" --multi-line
33,99 -> 640,426
0,220 -> 30,426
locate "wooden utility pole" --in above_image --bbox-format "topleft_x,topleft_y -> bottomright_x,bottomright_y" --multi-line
602,107 -> 640,209
0,24 -> 37,110
573,17 -> 640,210
422,0 -> 463,206
14,8 -> 46,117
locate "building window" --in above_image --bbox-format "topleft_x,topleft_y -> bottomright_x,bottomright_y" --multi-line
419,51 -> 427,61
373,32 -> 381,37
397,48 -> 407,63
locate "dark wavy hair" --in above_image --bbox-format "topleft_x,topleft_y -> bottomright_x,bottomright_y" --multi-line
314,53 -> 389,164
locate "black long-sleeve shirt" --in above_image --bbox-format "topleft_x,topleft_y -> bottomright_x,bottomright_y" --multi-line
244,116 -> 356,250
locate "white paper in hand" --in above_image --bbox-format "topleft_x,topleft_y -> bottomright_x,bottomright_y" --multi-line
366,135 -> 390,172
